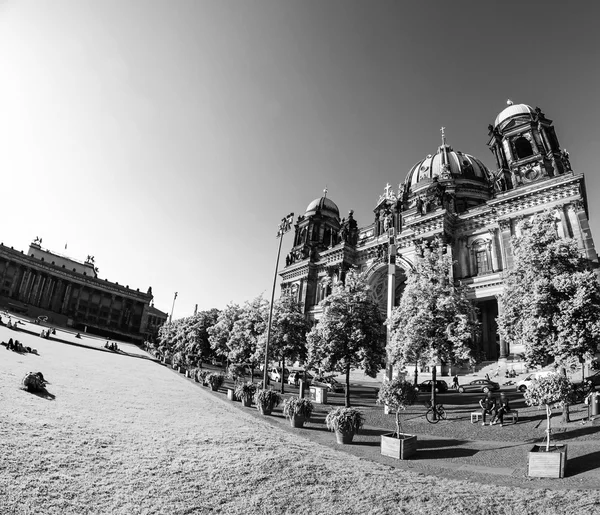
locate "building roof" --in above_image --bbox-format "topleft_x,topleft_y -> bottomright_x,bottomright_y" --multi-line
304,196 -> 340,220
494,101 -> 535,128
404,145 -> 491,192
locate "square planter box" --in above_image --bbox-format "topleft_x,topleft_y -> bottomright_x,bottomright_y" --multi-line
528,444 -> 567,478
227,388 -> 238,402
381,433 -> 417,460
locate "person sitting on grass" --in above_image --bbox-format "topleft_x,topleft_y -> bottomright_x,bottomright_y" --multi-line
22,372 -> 48,392
491,393 -> 510,426
479,391 -> 497,426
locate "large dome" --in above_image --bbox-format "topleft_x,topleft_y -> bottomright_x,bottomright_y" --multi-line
304,196 -> 340,220
494,101 -> 535,127
404,145 -> 492,192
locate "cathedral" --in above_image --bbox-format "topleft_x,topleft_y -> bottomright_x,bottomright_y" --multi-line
280,101 -> 597,368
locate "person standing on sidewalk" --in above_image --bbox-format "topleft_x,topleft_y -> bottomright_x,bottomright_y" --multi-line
452,375 -> 459,390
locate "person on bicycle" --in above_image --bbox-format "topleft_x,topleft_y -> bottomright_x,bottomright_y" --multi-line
479,391 -> 497,426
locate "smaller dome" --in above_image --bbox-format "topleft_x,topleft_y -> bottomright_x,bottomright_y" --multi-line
305,196 -> 340,219
494,101 -> 535,127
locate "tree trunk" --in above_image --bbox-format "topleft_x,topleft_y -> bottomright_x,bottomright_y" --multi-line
546,405 -> 552,451
413,364 -> 418,386
280,357 -> 285,394
431,365 -> 437,421
560,366 -> 571,423
345,364 -> 351,407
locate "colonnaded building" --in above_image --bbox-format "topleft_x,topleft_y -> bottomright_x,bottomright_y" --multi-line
280,101 -> 598,371
0,239 -> 168,343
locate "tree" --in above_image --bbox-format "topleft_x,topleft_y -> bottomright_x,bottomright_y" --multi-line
182,309 -> 220,364
523,373 -> 574,451
387,238 -> 478,415
497,211 -> 600,421
306,270 -> 386,407
208,303 -> 242,364
257,292 -> 310,393
377,378 -> 417,437
227,295 -> 269,376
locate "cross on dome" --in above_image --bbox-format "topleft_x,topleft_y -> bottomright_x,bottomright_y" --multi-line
384,183 -> 392,197
323,186 -> 328,198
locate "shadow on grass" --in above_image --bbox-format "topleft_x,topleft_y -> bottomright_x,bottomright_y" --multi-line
28,388 -> 55,401
566,450 -> 600,475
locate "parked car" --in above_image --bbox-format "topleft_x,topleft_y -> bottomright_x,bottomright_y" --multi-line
211,357 -> 225,367
268,367 -> 290,383
312,375 -> 344,393
415,380 -> 449,393
287,370 -> 313,386
584,371 -> 600,389
515,370 -> 555,392
457,379 -> 500,393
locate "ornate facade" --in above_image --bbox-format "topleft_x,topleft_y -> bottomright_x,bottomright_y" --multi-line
0,240 -> 157,343
280,101 -> 597,365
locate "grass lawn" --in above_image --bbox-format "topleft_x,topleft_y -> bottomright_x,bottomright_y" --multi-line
1,327 -> 600,515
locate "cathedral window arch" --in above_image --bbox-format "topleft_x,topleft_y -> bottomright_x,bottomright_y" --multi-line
514,136 -> 534,160
469,238 -> 492,275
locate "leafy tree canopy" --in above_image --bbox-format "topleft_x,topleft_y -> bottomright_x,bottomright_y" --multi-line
307,269 -> 386,407
387,237 -> 478,370
257,292 -> 310,366
497,211 -> 600,368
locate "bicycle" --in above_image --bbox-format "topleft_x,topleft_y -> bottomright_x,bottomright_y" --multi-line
424,399 -> 447,424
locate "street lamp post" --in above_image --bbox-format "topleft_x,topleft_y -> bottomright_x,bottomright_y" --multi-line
169,291 -> 178,324
263,212 -> 295,390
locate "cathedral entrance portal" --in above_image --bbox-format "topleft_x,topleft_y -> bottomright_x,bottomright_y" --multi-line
366,265 -> 406,319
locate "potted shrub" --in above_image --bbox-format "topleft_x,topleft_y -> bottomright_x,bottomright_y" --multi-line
524,372 -> 572,478
254,389 -> 282,416
377,377 -> 418,459
325,407 -> 364,444
197,370 -> 209,386
283,396 -> 314,428
206,372 -> 225,392
234,381 -> 257,407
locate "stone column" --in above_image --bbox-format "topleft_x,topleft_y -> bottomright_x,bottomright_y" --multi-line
61,282 -> 73,314
458,237 -> 469,278
40,276 -> 53,309
497,219 -> 513,270
0,260 -> 8,287
18,268 -> 31,301
567,201 -> 598,262
9,265 -> 23,298
107,294 -> 116,325
488,228 -> 501,271
74,286 -> 83,313
556,208 -> 567,239
139,301 -> 150,335
30,273 -> 43,306
497,300 -> 508,361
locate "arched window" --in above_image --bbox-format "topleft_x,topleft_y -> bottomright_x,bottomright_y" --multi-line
514,136 -> 534,159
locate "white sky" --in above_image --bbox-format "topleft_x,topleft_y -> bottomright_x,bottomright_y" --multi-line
1,1 -> 599,317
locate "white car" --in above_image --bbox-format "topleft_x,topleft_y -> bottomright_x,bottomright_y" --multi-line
268,367 -> 290,383
516,370 -> 555,392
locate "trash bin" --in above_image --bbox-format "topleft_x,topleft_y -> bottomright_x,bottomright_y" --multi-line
309,386 -> 327,404
591,392 -> 600,417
